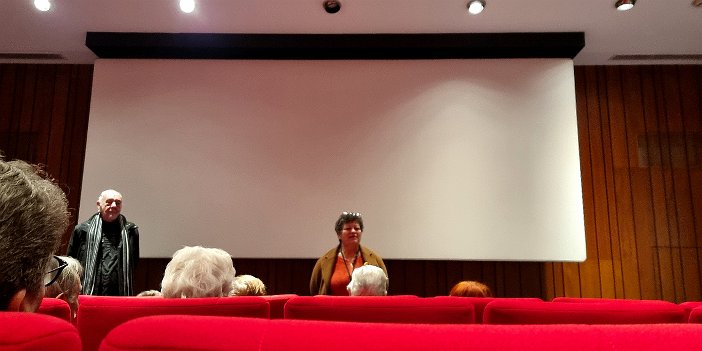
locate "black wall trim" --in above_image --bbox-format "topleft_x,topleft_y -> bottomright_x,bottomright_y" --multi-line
86,32 -> 584,60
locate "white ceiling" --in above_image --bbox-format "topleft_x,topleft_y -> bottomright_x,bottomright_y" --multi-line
2,0 -> 701,65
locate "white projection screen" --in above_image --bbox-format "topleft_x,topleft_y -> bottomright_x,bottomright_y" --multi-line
81,59 -> 586,261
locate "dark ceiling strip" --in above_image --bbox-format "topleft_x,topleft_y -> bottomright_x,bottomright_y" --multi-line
85,32 -> 585,60
0,53 -> 65,60
610,54 -> 702,61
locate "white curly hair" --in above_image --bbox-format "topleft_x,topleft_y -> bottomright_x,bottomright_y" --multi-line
161,246 -> 235,298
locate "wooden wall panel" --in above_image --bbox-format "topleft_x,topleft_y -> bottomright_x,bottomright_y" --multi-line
622,67 -> 657,300
565,65 -> 702,303
3,63 -> 701,301
608,67 -> 640,299
0,64 -> 93,250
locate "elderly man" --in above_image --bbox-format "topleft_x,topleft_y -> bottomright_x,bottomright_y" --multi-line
67,189 -> 139,296
346,264 -> 389,296
161,246 -> 235,298
0,157 -> 69,311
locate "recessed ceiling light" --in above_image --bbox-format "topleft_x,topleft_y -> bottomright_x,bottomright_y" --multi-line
615,0 -> 636,11
180,0 -> 195,13
467,0 -> 485,15
323,0 -> 341,14
34,0 -> 51,11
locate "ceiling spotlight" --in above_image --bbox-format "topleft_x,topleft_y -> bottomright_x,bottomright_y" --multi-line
34,0 -> 51,11
467,0 -> 485,15
615,0 -> 636,11
180,0 -> 195,13
323,0 -> 341,14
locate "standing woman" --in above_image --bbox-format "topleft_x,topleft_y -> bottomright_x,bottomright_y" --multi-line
310,212 -> 387,295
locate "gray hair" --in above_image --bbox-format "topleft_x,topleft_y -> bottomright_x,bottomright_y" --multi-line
0,157 -> 69,310
229,275 -> 266,296
161,246 -> 236,298
45,256 -> 83,318
136,289 -> 162,297
346,264 -> 388,296
97,189 -> 122,203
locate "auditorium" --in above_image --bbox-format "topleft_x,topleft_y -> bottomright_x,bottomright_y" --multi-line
1,1 -> 701,350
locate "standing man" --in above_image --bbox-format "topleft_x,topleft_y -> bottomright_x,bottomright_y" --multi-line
67,189 -> 139,296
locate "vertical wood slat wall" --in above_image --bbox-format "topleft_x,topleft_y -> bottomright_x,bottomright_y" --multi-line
0,64 -> 94,251
544,66 -> 702,303
1,64 -> 700,301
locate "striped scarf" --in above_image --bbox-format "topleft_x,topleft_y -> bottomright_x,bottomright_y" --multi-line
82,213 -> 133,296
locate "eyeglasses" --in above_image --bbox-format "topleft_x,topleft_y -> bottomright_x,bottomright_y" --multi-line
44,255 -> 68,287
341,211 -> 362,217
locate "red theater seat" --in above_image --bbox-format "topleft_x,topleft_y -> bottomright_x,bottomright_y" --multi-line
99,315 -> 702,351
37,297 -> 72,323
260,294 -> 297,319
688,306 -> 702,323
78,295 -> 269,351
552,297 -> 669,303
432,296 -> 543,323
484,299 -> 686,324
284,295 -> 475,324
553,297 -> 628,303
679,301 -> 702,320
0,312 -> 81,351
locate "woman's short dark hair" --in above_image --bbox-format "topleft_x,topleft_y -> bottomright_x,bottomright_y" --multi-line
335,212 -> 364,234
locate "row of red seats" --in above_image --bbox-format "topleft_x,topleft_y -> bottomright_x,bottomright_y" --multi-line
101,316 -> 702,351
5,313 -> 702,351
32,295 -> 702,351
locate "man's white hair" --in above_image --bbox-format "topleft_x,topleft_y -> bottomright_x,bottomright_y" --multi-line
97,189 -> 121,203
347,264 -> 388,296
161,246 -> 235,298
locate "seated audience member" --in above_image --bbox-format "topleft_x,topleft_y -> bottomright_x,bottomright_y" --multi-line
0,157 -> 69,312
136,289 -> 162,297
160,246 -> 235,298
346,264 -> 388,296
229,275 -> 267,296
449,280 -> 493,297
44,256 -> 83,319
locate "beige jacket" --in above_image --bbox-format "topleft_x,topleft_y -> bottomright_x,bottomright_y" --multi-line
309,244 -> 387,295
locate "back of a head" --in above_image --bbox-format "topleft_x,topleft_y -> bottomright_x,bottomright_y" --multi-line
44,256 -> 83,317
229,275 -> 267,296
136,289 -> 162,297
449,280 -> 493,297
347,264 -> 388,296
161,246 -> 236,298
0,158 -> 69,311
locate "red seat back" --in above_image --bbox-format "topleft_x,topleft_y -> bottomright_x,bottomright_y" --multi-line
679,301 -> 702,321
77,295 -> 269,351
260,294 -> 297,319
37,297 -> 73,323
688,306 -> 702,323
99,315 -> 702,351
553,297 -> 668,303
432,296 -> 543,323
484,299 -> 685,324
0,312 -> 80,351
284,295 -> 475,324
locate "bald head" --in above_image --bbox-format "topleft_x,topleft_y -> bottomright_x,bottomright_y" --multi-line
97,189 -> 122,222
